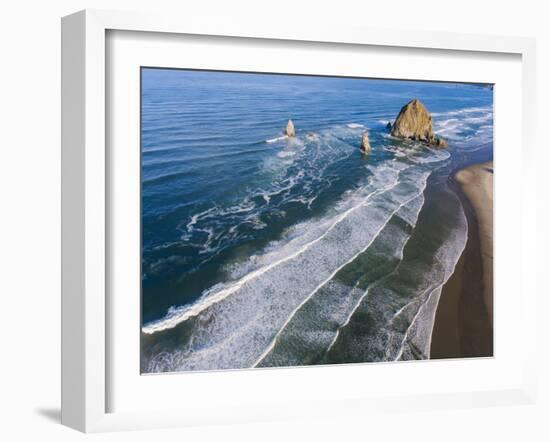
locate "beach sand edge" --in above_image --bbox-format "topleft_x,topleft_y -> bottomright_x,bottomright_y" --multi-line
431,161 -> 493,358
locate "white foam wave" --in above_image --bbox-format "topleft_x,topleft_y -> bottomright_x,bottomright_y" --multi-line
266,135 -> 287,143
433,105 -> 493,145
252,188 -> 427,367
143,165 -> 406,335
168,127 -> 358,260
277,150 -> 296,158
390,190 -> 468,360
312,185 -> 468,364
185,206 -> 218,233
258,192 -> 426,366
393,286 -> 442,360
176,201 -> 258,255
224,160 -> 408,281
383,144 -> 451,164
324,193 -> 425,355
143,163 -> 433,372
431,106 -> 492,117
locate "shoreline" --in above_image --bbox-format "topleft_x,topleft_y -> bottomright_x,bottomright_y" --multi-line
430,161 -> 493,358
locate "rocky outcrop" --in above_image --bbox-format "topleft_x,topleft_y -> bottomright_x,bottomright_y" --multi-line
391,99 -> 433,141
390,99 -> 447,148
360,132 -> 371,154
285,120 -> 295,137
386,122 -> 392,131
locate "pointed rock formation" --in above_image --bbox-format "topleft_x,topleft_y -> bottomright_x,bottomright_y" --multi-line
360,132 -> 371,154
285,119 -> 295,137
386,122 -> 392,131
391,99 -> 433,141
390,99 -> 447,148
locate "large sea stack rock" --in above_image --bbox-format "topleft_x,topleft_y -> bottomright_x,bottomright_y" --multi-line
390,99 -> 447,148
285,119 -> 296,137
360,132 -> 371,154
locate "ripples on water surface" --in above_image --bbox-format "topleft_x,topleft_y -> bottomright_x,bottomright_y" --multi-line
140,69 -> 493,373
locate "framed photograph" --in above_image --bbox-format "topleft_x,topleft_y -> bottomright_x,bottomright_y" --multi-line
61,9 -> 537,432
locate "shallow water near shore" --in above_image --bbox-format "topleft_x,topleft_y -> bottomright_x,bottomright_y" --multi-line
140,69 -> 493,373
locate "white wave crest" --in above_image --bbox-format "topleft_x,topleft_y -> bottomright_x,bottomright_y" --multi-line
142,162 -> 433,372
433,106 -> 493,145
266,135 -> 287,143
143,163 -> 407,336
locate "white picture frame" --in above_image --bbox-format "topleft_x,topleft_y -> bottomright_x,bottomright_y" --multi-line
61,9 -> 538,433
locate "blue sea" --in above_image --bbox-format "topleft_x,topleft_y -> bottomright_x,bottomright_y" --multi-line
140,68 -> 493,373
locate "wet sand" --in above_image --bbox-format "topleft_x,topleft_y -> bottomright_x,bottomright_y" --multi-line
431,162 -> 493,358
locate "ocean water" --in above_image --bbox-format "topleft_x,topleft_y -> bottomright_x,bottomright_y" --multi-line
140,68 -> 493,373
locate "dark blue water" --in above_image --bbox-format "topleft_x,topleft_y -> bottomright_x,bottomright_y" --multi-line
140,68 -> 493,372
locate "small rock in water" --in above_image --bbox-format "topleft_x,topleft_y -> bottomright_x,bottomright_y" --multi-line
285,119 -> 296,137
386,122 -> 392,131
360,132 -> 371,154
390,98 -> 447,148
432,137 -> 448,149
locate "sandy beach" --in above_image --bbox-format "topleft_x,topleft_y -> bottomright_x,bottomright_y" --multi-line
431,161 -> 493,358
456,162 -> 494,325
